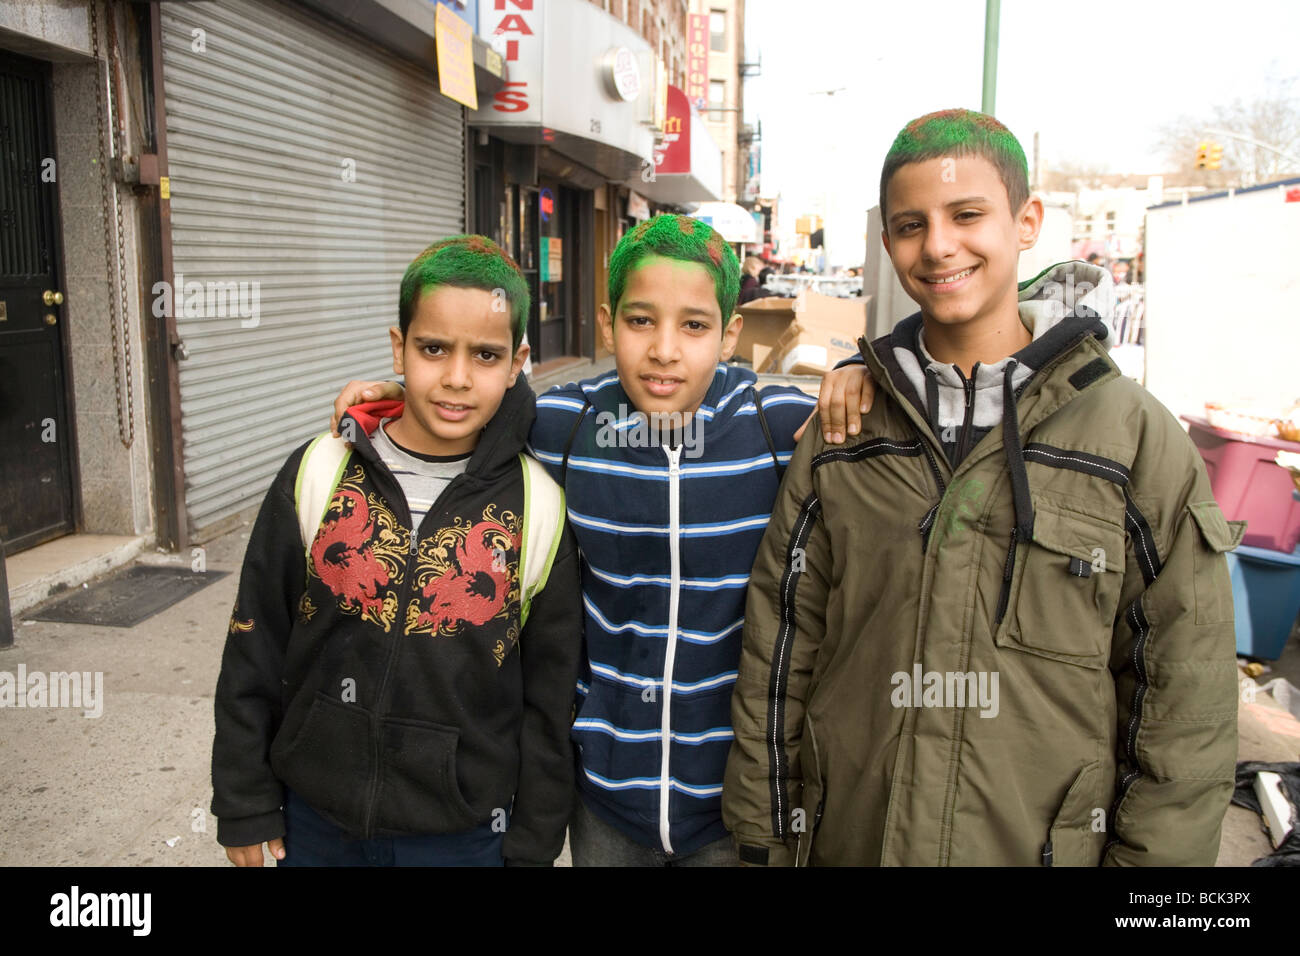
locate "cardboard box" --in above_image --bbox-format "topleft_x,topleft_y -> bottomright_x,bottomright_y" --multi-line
751,294 -> 868,376
735,292 -> 867,368
734,297 -> 798,364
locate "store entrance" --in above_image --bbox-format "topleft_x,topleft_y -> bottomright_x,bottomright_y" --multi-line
0,50 -> 76,553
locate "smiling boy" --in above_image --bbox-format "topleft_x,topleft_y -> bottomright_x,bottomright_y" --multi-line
333,215 -> 821,865
724,110 -> 1243,866
212,235 -> 582,867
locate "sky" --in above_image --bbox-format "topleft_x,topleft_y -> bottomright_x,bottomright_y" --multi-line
743,0 -> 1300,266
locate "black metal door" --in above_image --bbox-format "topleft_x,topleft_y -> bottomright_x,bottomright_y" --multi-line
0,51 -> 75,553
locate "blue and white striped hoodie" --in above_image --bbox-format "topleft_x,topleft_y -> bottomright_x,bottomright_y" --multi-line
529,364 -> 816,856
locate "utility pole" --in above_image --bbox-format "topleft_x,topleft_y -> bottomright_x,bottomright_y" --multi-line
982,0 -> 1000,114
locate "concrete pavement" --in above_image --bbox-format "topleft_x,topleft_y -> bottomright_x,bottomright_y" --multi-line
4,509 -> 1297,867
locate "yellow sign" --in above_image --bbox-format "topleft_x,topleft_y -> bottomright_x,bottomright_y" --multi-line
159,176 -> 170,200
796,215 -> 822,235
435,4 -> 477,110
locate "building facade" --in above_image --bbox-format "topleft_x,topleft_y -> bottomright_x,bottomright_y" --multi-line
471,0 -> 722,367
1,0 -> 505,559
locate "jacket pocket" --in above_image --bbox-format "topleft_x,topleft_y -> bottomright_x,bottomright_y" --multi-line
271,691 -> 372,830
373,716 -> 480,834
1044,761 -> 1108,866
795,717 -> 826,867
1188,501 -> 1246,625
996,502 -> 1127,669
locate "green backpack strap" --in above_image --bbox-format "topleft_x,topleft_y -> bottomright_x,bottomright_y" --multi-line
518,452 -> 566,627
295,432 -> 352,551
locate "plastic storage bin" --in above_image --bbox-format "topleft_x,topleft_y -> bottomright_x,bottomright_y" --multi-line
1226,544 -> 1300,660
1183,416 -> 1300,553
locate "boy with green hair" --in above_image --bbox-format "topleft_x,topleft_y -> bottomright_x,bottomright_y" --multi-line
212,235 -> 583,866
334,214 -> 822,864
724,109 -> 1243,866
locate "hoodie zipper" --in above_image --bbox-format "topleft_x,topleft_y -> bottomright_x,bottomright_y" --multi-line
361,484 -> 432,837
658,444 -> 684,855
954,363 -> 979,464
360,449 -> 470,838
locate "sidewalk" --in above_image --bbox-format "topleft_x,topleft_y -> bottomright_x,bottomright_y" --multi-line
4,510 -> 1296,866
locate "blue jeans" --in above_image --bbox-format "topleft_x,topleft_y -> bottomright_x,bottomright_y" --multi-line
568,793 -> 738,866
278,789 -> 505,867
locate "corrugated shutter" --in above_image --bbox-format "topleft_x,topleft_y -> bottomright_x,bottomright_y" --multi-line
160,0 -> 464,535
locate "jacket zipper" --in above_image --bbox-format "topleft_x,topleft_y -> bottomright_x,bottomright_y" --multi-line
658,444 -> 684,855
362,467 -> 468,837
797,717 -> 826,867
993,526 -> 1019,631
918,437 -> 946,497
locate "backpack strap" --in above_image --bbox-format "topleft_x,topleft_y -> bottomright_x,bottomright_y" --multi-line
518,452 -> 566,627
295,432 -> 352,551
559,394 -> 593,489
749,385 -> 783,475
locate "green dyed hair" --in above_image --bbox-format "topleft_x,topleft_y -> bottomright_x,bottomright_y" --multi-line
607,214 -> 740,328
879,109 -> 1030,222
398,234 -> 530,349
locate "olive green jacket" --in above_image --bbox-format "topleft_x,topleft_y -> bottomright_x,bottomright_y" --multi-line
723,307 -> 1244,867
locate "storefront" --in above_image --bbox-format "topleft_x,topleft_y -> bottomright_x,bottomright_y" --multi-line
468,0 -> 666,366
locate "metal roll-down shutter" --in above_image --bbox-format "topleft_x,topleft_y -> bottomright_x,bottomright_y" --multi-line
161,0 -> 464,535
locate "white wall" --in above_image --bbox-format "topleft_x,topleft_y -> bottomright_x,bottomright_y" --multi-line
1143,184 -> 1300,420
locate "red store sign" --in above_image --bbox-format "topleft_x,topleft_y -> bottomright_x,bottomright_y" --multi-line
654,85 -> 691,175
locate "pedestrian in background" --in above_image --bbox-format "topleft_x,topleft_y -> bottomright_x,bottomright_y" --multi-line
738,255 -> 768,304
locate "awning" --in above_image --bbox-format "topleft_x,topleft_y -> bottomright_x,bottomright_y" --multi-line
624,85 -> 721,204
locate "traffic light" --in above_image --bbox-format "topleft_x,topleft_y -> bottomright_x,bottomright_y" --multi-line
1195,142 -> 1209,169
1206,142 -> 1223,170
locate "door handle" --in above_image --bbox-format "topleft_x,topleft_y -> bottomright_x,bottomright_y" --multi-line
44,313 -> 57,326
43,290 -> 64,306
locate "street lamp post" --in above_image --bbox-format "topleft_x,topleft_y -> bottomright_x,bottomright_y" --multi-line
982,0 -> 1000,114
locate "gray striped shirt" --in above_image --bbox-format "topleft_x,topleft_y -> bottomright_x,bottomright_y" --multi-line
369,419 -> 472,544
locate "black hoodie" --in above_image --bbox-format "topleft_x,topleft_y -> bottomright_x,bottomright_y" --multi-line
211,379 -> 583,864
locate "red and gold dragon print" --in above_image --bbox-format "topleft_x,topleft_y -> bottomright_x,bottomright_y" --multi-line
308,464 -> 407,632
407,503 -> 522,665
